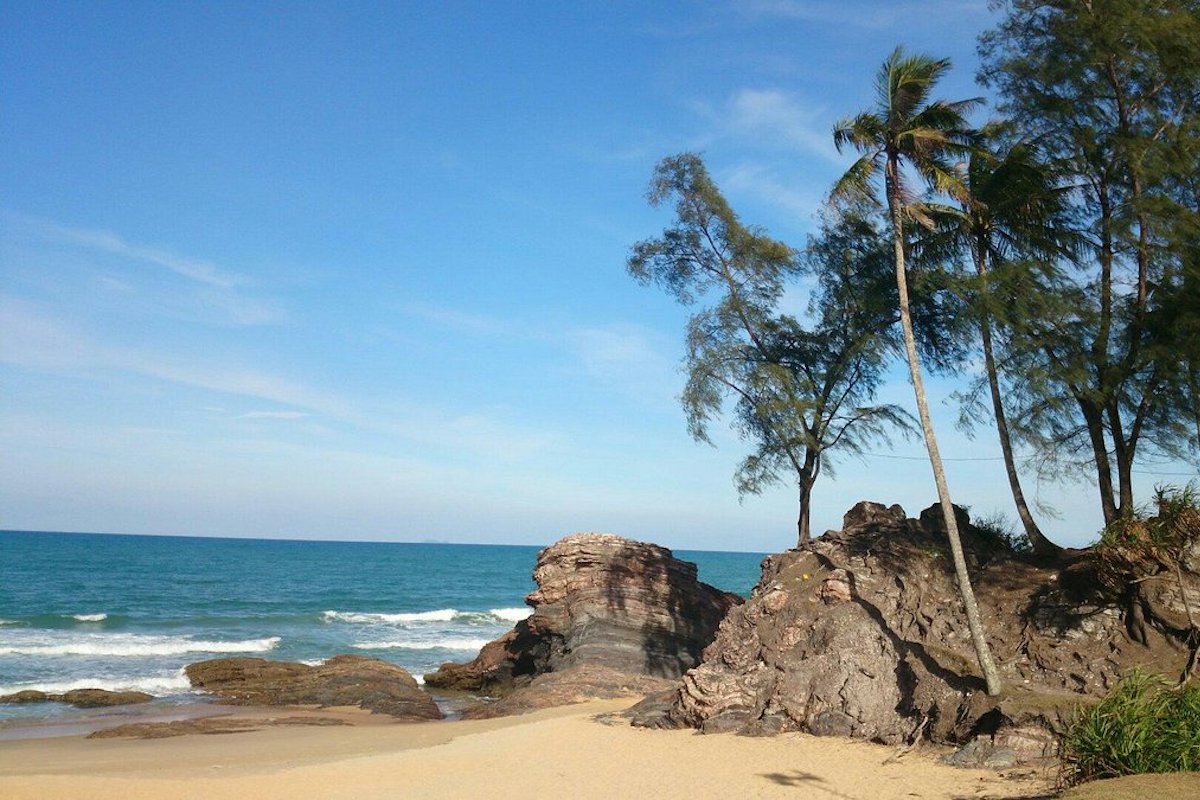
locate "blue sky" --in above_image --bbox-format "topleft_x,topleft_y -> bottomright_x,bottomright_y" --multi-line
1,1 -> 1190,551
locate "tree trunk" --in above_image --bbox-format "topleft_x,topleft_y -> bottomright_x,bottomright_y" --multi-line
1108,402 -> 1135,518
1189,362 -> 1200,452
796,450 -> 818,546
973,243 -> 1060,558
1079,398 -> 1119,526
797,478 -> 812,546
889,170 -> 1002,695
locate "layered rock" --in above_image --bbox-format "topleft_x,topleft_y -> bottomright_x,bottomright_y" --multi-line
0,688 -> 154,708
425,533 -> 741,714
634,502 -> 1192,765
185,654 -> 442,720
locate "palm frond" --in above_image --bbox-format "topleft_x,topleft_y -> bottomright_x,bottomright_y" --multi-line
833,113 -> 885,154
830,153 -> 882,206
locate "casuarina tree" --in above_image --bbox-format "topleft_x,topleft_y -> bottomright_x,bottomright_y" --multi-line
630,154 -> 910,545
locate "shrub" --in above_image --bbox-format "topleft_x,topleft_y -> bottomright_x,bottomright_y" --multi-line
972,510 -> 1032,555
1062,670 -> 1200,784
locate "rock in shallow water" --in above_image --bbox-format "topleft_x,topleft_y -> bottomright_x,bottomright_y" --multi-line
0,688 -> 154,707
185,654 -> 442,720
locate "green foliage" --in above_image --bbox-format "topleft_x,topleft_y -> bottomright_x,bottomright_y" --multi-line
971,511 -> 1033,556
1062,670 -> 1200,784
629,154 -> 913,542
1097,484 -> 1200,590
978,0 -> 1200,522
831,46 -> 981,221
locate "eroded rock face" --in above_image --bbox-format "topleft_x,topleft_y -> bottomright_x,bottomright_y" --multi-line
185,654 -> 442,720
425,533 -> 742,709
635,501 -> 1191,765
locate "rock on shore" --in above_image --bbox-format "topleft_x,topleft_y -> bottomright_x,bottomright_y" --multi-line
185,654 -> 442,720
633,501 -> 1193,766
425,532 -> 742,715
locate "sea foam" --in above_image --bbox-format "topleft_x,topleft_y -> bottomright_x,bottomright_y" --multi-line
71,613 -> 108,623
323,608 -> 529,625
323,609 -> 457,624
0,633 -> 281,658
489,607 -> 532,622
352,637 -> 493,652
0,669 -> 194,697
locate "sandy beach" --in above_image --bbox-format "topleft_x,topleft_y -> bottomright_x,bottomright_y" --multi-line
0,699 -> 1055,800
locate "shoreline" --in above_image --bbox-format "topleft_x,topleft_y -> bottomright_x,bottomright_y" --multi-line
0,697 -> 1056,800
0,686 -> 483,742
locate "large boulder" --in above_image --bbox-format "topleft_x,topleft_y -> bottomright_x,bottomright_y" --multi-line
634,502 -> 1191,765
185,654 -> 442,720
425,533 -> 742,711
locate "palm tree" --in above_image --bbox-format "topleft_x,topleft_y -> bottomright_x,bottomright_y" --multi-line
927,127 -> 1071,559
832,47 -> 1002,695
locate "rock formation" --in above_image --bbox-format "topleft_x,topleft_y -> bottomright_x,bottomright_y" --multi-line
0,688 -> 154,707
632,501 -> 1194,766
185,654 -> 442,720
87,715 -> 349,739
425,532 -> 742,716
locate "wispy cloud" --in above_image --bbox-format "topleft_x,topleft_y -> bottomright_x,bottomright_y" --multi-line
3,212 -> 286,327
16,214 -> 243,289
736,0 -> 989,30
237,411 -> 311,420
566,323 -> 671,378
722,161 -> 826,222
0,296 -> 339,414
724,88 -> 842,164
0,296 -> 567,465
398,302 -> 520,337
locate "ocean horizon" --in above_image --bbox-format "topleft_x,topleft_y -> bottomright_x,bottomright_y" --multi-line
0,529 -> 765,729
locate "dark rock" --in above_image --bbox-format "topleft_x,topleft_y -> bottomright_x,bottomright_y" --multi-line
185,654 -> 442,721
60,689 -> 155,707
645,500 -> 1194,766
87,715 -> 349,739
0,688 -> 153,707
425,532 -> 741,714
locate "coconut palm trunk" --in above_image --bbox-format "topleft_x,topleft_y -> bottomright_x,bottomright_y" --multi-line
888,171 -> 1003,696
832,47 -> 1004,695
972,239 -> 1060,558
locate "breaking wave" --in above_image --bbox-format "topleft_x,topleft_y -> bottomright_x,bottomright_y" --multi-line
0,633 -> 281,658
0,669 -> 193,697
322,607 -> 529,625
352,637 -> 493,652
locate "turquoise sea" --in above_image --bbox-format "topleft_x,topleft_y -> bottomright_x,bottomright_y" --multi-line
0,530 -> 764,729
